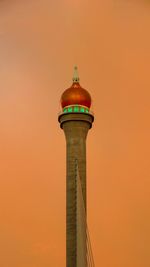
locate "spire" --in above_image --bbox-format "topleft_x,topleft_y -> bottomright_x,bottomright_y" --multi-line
72,66 -> 80,83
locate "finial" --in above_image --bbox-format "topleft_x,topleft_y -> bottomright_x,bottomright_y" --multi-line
72,66 -> 80,83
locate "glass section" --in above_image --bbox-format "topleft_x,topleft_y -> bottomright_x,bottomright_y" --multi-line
68,107 -> 73,112
80,107 -> 85,113
63,106 -> 90,114
74,106 -> 79,112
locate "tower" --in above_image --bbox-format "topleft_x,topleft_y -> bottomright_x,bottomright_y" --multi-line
58,67 -> 94,267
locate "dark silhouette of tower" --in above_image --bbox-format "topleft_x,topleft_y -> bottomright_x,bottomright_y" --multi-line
58,67 -> 94,267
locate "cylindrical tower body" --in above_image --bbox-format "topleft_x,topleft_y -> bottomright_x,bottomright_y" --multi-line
58,67 -> 94,267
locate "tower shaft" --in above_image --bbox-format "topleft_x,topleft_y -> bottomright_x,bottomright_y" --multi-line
59,113 -> 93,267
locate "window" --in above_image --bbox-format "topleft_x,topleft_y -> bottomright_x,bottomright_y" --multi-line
80,107 -> 85,113
68,107 -> 73,112
74,106 -> 79,112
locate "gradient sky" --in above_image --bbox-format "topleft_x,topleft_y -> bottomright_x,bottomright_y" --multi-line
0,1 -> 150,266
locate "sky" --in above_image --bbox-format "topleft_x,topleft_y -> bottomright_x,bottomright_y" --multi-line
0,0 -> 150,266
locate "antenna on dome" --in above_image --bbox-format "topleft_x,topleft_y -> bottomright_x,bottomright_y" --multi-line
72,66 -> 80,83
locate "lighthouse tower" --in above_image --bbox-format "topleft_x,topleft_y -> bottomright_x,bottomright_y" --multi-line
58,67 -> 94,267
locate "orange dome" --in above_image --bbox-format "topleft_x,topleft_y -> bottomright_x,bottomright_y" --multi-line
61,82 -> 91,108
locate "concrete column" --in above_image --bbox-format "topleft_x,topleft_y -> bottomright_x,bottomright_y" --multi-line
58,113 -> 94,267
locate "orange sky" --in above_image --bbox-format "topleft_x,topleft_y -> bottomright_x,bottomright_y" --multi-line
0,1 -> 150,266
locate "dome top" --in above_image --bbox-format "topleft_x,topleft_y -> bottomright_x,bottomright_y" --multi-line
61,66 -> 91,109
